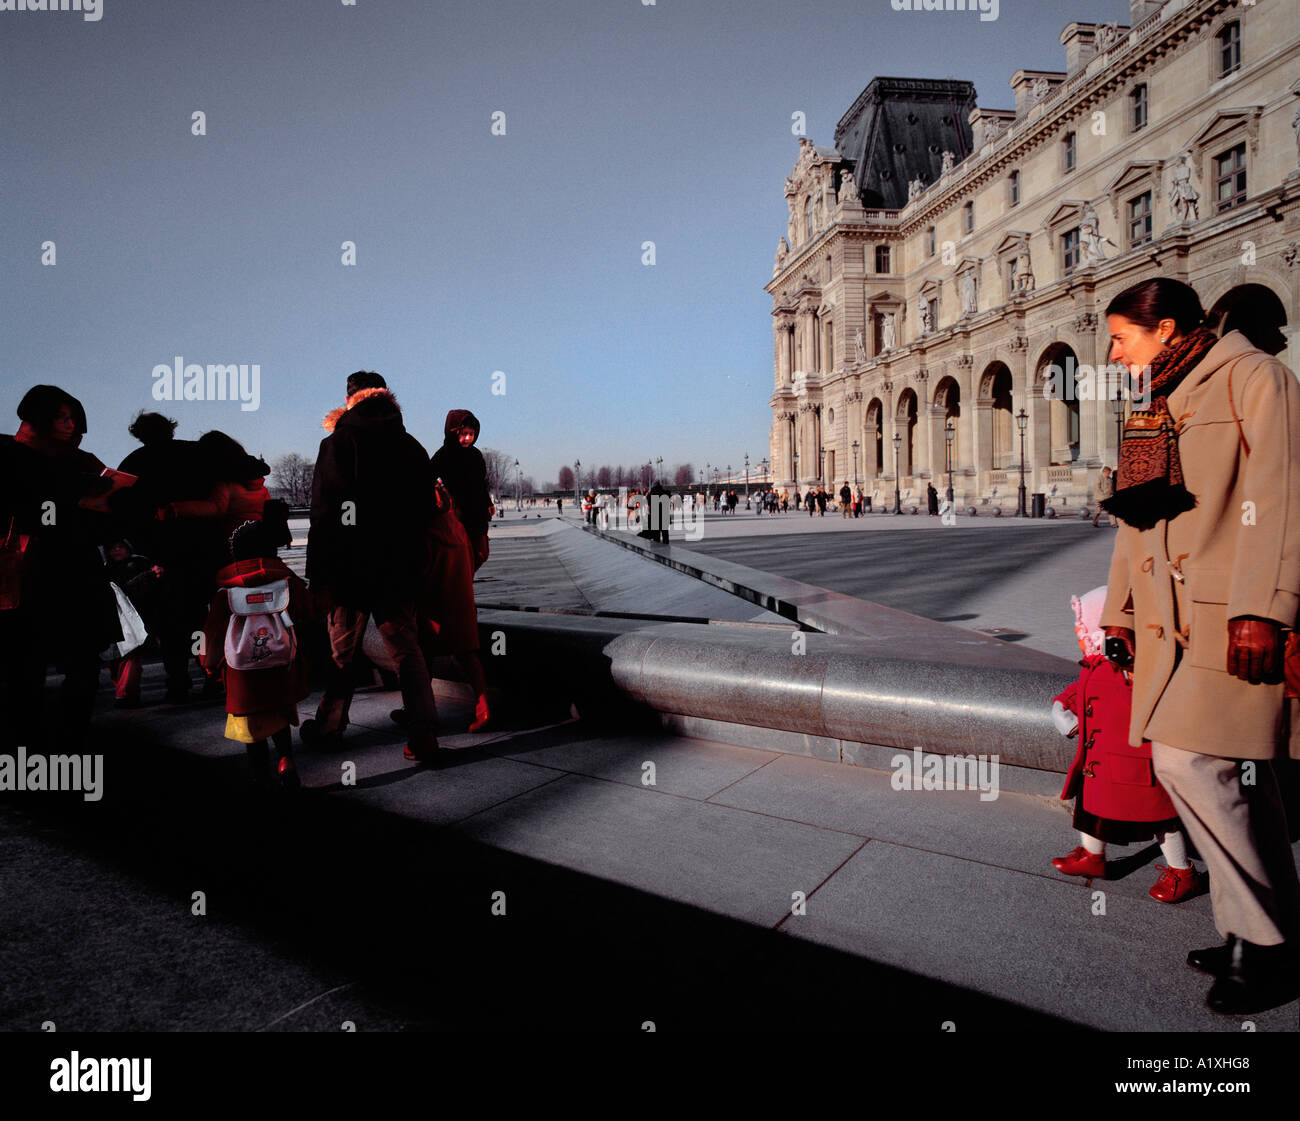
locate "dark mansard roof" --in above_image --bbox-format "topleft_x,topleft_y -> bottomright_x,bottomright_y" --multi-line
834,77 -> 977,210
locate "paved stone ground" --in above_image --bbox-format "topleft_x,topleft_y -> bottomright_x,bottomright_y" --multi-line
4,513 -> 1294,1033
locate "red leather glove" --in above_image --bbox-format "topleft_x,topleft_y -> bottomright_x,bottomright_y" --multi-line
1102,625 -> 1134,665
1227,616 -> 1282,684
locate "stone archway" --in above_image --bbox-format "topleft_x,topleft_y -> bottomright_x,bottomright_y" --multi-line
1037,342 -> 1080,465
865,397 -> 883,477
980,362 -> 1014,470
896,387 -> 918,477
933,376 -> 961,474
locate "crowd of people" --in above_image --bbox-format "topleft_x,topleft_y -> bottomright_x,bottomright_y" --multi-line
0,369 -> 495,779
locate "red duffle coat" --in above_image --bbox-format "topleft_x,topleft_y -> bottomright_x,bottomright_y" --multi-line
202,557 -> 311,717
1055,655 -> 1177,822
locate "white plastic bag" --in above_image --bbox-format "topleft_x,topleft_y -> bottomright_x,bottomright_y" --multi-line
101,582 -> 148,661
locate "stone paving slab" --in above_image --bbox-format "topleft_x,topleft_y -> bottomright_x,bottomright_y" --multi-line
452,773 -> 866,929
780,841 -> 1298,1032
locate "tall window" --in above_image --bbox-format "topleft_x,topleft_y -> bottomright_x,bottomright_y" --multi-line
1130,84 -> 1148,131
926,227 -> 936,257
1008,169 -> 1021,207
927,296 -> 939,331
1218,21 -> 1241,77
1062,227 -> 1081,274
872,312 -> 884,353
1215,143 -> 1246,211
1062,132 -> 1077,173
875,244 -> 891,273
805,196 -> 815,239
963,200 -> 974,234
1127,191 -> 1153,247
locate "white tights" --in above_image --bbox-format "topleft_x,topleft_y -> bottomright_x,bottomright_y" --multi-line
1080,829 -> 1189,868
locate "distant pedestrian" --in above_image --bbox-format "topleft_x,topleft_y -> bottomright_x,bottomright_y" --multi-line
839,482 -> 852,518
1092,466 -> 1117,527
816,488 -> 827,516
927,483 -> 939,516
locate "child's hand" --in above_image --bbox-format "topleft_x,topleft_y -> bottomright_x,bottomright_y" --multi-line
1051,700 -> 1078,737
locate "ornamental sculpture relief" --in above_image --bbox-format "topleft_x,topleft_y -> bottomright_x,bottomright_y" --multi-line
1079,202 -> 1116,266
1169,150 -> 1200,225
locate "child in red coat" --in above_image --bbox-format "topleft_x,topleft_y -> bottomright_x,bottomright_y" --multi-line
201,519 -> 311,790
1050,586 -> 1201,903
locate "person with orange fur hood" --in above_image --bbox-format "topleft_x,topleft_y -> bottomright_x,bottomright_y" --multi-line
302,371 -> 441,763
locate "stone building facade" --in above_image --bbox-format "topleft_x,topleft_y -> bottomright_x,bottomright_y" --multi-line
768,0 -> 1300,513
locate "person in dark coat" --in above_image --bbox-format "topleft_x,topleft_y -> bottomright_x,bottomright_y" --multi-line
303,371 -> 441,762
117,412 -> 222,701
422,408 -> 494,731
815,488 -> 827,516
927,483 -> 940,516
839,482 -> 852,518
0,385 -> 121,748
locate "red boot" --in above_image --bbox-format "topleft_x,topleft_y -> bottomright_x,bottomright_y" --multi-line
1051,845 -> 1106,877
1149,863 -> 1200,904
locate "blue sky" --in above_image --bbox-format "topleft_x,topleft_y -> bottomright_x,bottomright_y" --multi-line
1,0 -> 1129,487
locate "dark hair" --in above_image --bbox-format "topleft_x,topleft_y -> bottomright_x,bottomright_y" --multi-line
16,385 -> 87,434
1105,278 -> 1205,336
346,370 -> 386,397
197,431 -> 269,484
128,410 -> 177,445
229,519 -> 276,562
1206,285 -> 1287,356
260,499 -> 293,550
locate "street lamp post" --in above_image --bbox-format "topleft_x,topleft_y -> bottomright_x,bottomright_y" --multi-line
744,453 -> 750,505
574,459 -> 581,512
515,457 -> 521,511
944,422 -> 954,508
892,431 -> 902,515
1112,392 -> 1125,474
792,449 -> 799,492
851,440 -> 859,487
1015,408 -> 1029,517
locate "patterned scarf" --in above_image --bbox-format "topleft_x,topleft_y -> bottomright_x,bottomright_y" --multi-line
1102,327 -> 1218,530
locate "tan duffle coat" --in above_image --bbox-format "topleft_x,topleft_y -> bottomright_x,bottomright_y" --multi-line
1101,330 -> 1300,760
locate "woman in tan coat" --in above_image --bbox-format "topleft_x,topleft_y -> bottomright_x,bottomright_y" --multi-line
1100,277 -> 1300,1014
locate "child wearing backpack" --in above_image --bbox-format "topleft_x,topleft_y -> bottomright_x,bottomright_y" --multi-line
1049,586 -> 1201,903
201,518 -> 311,790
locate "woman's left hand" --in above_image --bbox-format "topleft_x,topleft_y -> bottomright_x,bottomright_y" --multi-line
1227,616 -> 1283,684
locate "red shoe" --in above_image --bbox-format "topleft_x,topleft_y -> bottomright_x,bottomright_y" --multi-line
277,756 -> 301,791
1051,846 -> 1106,877
468,695 -> 492,733
403,730 -> 441,764
1149,863 -> 1200,904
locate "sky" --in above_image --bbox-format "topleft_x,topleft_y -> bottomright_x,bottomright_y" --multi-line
1,0 -> 1130,488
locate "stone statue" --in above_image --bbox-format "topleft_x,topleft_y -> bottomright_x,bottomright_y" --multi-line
919,296 -> 934,334
774,236 -> 789,273
960,271 -> 978,315
813,188 -> 826,231
1169,150 -> 1199,224
1095,21 -> 1120,51
1031,77 -> 1050,104
941,150 -> 956,175
1291,96 -> 1300,174
881,313 -> 896,351
907,178 -> 925,202
854,328 -> 867,363
1078,202 -> 1115,266
787,199 -> 797,248
1013,239 -> 1034,293
838,168 -> 857,203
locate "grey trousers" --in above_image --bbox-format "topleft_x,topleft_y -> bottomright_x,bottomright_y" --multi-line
1152,742 -> 1300,946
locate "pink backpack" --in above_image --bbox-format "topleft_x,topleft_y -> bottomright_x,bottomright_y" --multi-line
224,579 -> 296,670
